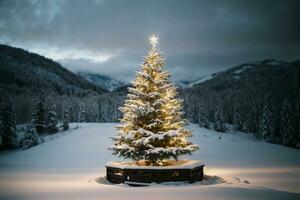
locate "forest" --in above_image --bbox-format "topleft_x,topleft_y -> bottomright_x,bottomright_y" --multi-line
0,44 -> 299,149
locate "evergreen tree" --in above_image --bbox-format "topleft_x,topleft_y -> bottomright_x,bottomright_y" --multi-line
32,93 -> 47,134
68,105 -> 75,122
280,99 -> 294,146
110,36 -> 198,165
46,102 -> 58,134
296,94 -> 300,149
0,121 -> 2,147
63,109 -> 70,131
20,124 -> 39,150
213,106 -> 226,132
260,96 -> 274,141
233,111 -> 243,131
248,101 -> 259,133
0,97 -> 17,148
198,103 -> 209,129
79,104 -> 87,123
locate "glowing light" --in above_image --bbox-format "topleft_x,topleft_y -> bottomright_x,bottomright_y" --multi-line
149,35 -> 158,48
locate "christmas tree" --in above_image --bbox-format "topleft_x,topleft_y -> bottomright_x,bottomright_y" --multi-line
110,36 -> 198,166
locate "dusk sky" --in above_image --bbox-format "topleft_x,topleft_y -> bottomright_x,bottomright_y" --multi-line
0,0 -> 299,82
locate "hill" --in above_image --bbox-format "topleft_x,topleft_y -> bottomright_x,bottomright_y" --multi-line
0,44 -> 107,123
0,44 -> 107,97
183,59 -> 300,148
77,71 -> 124,92
96,59 -> 300,148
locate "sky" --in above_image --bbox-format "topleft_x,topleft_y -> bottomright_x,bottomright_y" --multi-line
0,0 -> 299,82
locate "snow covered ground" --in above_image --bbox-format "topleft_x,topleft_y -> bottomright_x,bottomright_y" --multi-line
0,123 -> 300,200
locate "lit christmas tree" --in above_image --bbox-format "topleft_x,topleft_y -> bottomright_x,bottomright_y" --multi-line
110,36 -> 198,166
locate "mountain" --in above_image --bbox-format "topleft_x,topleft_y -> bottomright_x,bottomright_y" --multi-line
177,73 -> 220,88
77,72 -> 124,92
1,44 -> 299,148
0,44 -> 107,97
0,44 -> 107,124
183,59 -> 300,148
95,59 -> 300,149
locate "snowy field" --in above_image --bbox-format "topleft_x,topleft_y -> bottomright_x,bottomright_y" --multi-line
0,123 -> 300,200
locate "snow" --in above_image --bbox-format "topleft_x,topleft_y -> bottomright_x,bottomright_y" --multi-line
106,160 -> 204,169
233,65 -> 253,74
185,73 -> 219,88
264,60 -> 280,66
77,72 -> 124,91
0,123 -> 300,200
177,74 -> 218,88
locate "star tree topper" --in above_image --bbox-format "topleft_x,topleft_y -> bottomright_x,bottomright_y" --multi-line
149,35 -> 158,48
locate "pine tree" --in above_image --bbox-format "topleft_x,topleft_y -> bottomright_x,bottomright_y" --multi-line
68,105 -> 75,122
20,125 -> 39,150
280,99 -> 294,146
198,103 -> 209,129
32,93 -> 47,134
0,97 -> 17,149
63,109 -> 70,131
46,102 -> 58,134
249,101 -> 259,133
79,110 -> 87,122
233,111 -> 243,131
0,121 -> 2,147
79,104 -> 87,123
213,106 -> 226,132
260,96 -> 274,141
297,97 -> 300,149
110,36 -> 198,165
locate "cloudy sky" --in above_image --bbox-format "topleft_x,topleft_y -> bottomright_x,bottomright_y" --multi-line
0,0 -> 299,82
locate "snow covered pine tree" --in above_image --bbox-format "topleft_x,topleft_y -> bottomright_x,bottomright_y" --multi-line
0,97 -> 17,149
20,125 -> 40,150
63,109 -> 70,131
260,95 -> 274,141
280,99 -> 294,146
233,111 -> 243,131
32,93 -> 47,134
198,103 -> 210,129
46,101 -> 58,134
213,106 -> 226,132
110,35 -> 198,166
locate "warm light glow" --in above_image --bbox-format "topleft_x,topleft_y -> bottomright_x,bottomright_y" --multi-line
149,35 -> 158,48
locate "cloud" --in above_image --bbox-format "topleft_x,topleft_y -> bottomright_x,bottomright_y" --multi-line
0,0 -> 299,82
32,46 -> 115,64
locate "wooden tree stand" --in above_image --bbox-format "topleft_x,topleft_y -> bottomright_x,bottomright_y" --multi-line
106,160 -> 204,185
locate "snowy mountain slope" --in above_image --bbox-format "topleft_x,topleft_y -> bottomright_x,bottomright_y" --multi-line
0,123 -> 299,200
175,73 -> 219,88
0,44 -> 107,96
183,59 -> 300,148
77,71 -> 124,91
186,59 -> 294,89
186,73 -> 220,88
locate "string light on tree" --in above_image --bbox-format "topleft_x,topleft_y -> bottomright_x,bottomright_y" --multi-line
110,35 -> 198,166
